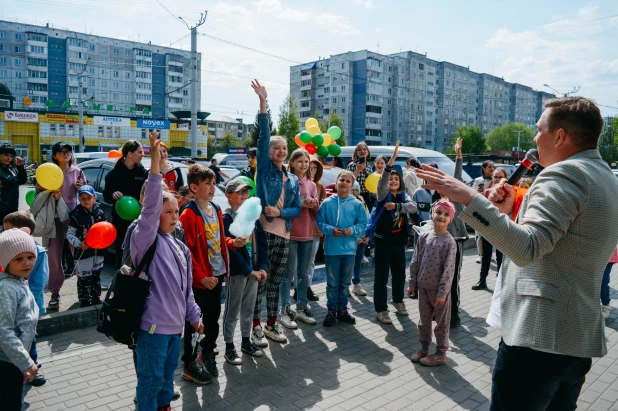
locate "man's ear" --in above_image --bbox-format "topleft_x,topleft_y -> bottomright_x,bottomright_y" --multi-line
555,128 -> 566,146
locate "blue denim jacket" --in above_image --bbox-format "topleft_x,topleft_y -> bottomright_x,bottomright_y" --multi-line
255,113 -> 301,232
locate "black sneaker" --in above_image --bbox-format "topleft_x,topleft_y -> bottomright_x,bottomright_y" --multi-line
450,315 -> 461,329
182,361 -> 213,385
202,353 -> 218,377
323,308 -> 337,327
337,306 -> 356,324
224,349 -> 242,365
471,280 -> 488,291
48,293 -> 60,311
29,370 -> 47,387
307,287 -> 320,301
241,342 -> 264,357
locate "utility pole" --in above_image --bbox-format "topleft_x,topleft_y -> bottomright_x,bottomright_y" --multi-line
181,12 -> 207,158
516,130 -> 521,161
78,76 -> 84,153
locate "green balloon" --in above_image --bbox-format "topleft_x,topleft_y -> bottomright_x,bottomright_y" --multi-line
312,134 -> 324,147
234,176 -> 256,197
328,144 -> 341,156
115,196 -> 141,221
299,131 -> 312,144
25,189 -> 36,206
327,126 -> 342,140
317,145 -> 329,158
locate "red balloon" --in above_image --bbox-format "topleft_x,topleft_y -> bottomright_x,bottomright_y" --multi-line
85,222 -> 117,249
305,143 -> 317,154
108,150 -> 122,158
295,134 -> 306,147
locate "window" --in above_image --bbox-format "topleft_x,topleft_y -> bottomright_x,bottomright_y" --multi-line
113,48 -> 119,55
419,63 -> 424,70
16,34 -> 22,41
89,67 -> 95,74
15,58 -> 21,66
101,80 -> 107,87
332,98 -> 337,104
89,79 -> 95,86
0,45 -> 6,51
69,63 -> 86,71
27,70 -> 47,78
89,45 -> 95,51
0,32 -> 5,39
114,59 -> 118,66
15,72 -> 22,78
58,125 -> 66,136
15,46 -> 23,53
113,81 -> 119,89
124,83 -> 130,90
0,57 -> 5,64
125,50 -> 131,57
27,57 -> 47,67
341,85 -> 346,91
113,70 -> 119,78
136,71 -> 152,79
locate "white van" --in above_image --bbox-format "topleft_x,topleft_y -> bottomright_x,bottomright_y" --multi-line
211,153 -> 249,170
335,146 -> 473,184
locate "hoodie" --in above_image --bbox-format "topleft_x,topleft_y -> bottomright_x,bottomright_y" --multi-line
290,175 -> 318,241
373,165 -> 417,244
317,194 -> 367,256
310,156 -> 327,237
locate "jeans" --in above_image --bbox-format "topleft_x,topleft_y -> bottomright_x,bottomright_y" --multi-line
29,336 -> 38,365
373,242 -> 406,313
601,262 -> 614,306
325,255 -> 355,309
490,339 -> 592,411
280,240 -> 313,310
223,274 -> 259,342
306,236 -> 321,288
135,330 -> 181,411
182,281 -> 222,365
352,242 -> 367,285
480,237 -> 502,280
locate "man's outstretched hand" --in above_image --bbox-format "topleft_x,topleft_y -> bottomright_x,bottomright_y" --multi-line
415,164 -> 476,206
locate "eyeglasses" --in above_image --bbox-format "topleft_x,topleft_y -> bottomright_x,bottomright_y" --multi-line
58,151 -> 72,156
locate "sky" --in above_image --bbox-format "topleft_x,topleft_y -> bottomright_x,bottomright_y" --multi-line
3,0 -> 618,125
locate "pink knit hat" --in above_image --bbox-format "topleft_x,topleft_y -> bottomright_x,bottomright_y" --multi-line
0,228 -> 37,271
432,200 -> 455,221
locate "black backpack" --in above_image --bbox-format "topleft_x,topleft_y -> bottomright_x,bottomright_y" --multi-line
97,239 -> 158,348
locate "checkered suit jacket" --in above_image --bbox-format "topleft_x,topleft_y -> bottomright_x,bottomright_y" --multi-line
462,149 -> 618,358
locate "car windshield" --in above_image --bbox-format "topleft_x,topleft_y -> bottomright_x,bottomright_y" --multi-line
417,156 -> 472,182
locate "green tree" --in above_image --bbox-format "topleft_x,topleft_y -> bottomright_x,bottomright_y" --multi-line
247,103 -> 275,147
318,111 -> 346,146
445,126 -> 486,154
221,129 -> 242,153
277,95 -> 301,151
206,135 -> 217,158
485,123 -> 535,151
599,117 -> 618,166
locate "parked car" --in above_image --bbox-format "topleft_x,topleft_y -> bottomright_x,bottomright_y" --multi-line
73,152 -> 111,164
78,158 -> 230,226
211,153 -> 249,170
463,162 -> 516,180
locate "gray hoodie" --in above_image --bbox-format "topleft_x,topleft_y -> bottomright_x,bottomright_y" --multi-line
0,272 -> 38,372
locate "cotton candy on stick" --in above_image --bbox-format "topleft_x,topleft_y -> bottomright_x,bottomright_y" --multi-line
229,197 -> 263,238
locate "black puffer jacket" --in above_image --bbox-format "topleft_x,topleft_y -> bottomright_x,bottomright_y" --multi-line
67,203 -> 107,259
102,162 -> 148,222
0,163 -> 27,214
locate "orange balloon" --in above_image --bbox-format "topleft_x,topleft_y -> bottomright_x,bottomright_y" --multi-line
295,134 -> 306,147
108,150 -> 122,158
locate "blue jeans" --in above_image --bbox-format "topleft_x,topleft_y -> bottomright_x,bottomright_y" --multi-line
29,337 -> 38,365
280,240 -> 313,310
135,330 -> 181,411
325,255 -> 355,309
601,262 -> 614,306
353,242 -> 366,285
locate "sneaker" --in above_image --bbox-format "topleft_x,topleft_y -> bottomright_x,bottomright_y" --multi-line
224,349 -> 242,365
241,342 -> 263,357
450,315 -> 461,329
376,311 -> 392,324
263,322 -> 287,343
323,308 -> 337,327
476,256 -> 482,264
280,305 -> 298,329
352,284 -> 367,296
200,353 -> 218,377
337,307 -> 356,324
182,361 -> 213,385
252,325 -> 269,347
362,256 -> 369,264
391,301 -> 409,316
472,280 -> 488,291
29,370 -> 47,387
172,385 -> 181,401
602,304 -> 611,320
410,350 -> 428,363
420,354 -> 447,366
296,308 -> 317,325
48,293 -> 60,310
307,287 -> 320,301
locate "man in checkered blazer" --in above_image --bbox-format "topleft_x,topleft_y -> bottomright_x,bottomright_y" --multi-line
417,96 -> 618,410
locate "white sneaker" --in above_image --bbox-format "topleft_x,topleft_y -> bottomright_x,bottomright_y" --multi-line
296,308 -> 317,325
602,304 -> 611,320
252,325 -> 269,348
352,284 -> 367,296
391,301 -> 409,316
376,311 -> 393,324
476,257 -> 482,264
263,322 -> 287,343
280,305 -> 298,329
362,256 -> 369,264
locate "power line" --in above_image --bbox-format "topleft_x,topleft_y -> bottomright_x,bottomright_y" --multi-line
198,33 -> 300,64
153,0 -> 186,28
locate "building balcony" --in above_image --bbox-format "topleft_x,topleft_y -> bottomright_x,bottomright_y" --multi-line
27,40 -> 47,48
27,65 -> 47,72
26,50 -> 47,58
27,89 -> 47,96
136,97 -> 152,105
26,77 -> 47,84
167,70 -> 183,77
168,59 -> 184,66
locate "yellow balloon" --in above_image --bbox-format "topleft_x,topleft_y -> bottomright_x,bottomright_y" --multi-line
308,125 -> 321,136
365,173 -> 380,194
305,118 -> 318,129
322,133 -> 332,146
36,163 -> 64,191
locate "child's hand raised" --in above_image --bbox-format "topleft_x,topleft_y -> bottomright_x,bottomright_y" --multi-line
149,132 -> 162,174
251,80 -> 268,101
435,296 -> 446,306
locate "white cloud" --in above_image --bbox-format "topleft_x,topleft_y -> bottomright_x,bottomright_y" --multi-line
211,3 -> 252,17
351,0 -> 374,9
253,0 -> 282,12
275,9 -> 361,36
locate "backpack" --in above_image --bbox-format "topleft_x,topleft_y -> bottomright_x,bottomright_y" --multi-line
97,238 -> 158,348
364,193 -> 392,240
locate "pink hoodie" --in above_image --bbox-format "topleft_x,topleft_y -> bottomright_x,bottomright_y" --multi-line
609,246 -> 618,264
290,175 -> 318,242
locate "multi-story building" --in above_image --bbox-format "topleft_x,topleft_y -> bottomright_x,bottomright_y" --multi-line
0,20 -> 200,119
290,50 -> 554,152
205,114 -> 252,142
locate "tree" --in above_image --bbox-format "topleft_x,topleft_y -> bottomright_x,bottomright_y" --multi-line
247,103 -> 275,147
318,111 -> 346,146
277,95 -> 301,151
206,135 -> 217,158
599,117 -> 618,166
445,126 -> 486,154
485,123 -> 535,151
221,130 -> 242,152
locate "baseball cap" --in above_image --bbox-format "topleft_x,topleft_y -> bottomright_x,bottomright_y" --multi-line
225,179 -> 250,194
0,143 -> 16,156
78,185 -> 96,196
52,142 -> 73,155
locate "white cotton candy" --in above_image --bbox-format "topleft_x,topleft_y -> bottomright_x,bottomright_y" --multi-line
230,197 -> 263,238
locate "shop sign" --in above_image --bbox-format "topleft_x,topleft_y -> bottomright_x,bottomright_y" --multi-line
94,116 -> 130,127
137,119 -> 170,129
5,111 -> 38,122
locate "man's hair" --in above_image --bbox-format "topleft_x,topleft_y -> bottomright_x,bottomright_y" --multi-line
210,158 -> 217,164
187,164 -> 215,189
544,97 -> 604,149
3,211 -> 36,232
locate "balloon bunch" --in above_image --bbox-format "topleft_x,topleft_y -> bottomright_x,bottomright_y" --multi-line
294,118 -> 342,159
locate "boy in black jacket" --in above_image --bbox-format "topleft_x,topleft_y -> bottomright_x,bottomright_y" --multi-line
221,180 -> 268,365
66,185 -> 107,307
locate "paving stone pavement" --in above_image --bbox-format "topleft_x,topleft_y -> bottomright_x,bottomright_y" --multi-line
23,249 -> 618,411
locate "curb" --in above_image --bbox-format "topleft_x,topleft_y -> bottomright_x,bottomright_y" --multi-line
37,238 -> 476,337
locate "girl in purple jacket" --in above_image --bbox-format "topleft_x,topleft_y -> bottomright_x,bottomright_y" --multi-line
131,133 -> 203,411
